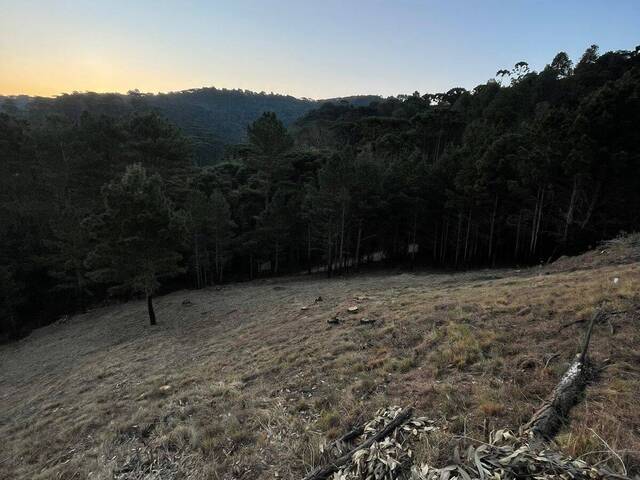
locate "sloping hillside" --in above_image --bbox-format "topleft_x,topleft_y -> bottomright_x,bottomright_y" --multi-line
1,238 -> 639,479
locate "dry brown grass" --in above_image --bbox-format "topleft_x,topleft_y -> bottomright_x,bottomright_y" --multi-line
1,239 -> 639,479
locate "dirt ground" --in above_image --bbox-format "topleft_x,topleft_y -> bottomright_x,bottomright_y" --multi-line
1,238 -> 639,479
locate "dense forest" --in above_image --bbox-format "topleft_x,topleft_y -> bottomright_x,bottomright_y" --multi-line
1,44 -> 639,339
0,89 -> 380,165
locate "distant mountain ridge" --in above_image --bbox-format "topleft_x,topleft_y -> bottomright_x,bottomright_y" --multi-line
0,88 -> 381,164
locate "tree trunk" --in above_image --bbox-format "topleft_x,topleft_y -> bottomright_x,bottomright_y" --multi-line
528,185 -> 545,256
339,202 -> 346,273
274,239 -> 280,275
563,175 -> 579,244
488,195 -> 498,261
534,185 -> 545,254
529,187 -> 540,254
147,294 -> 157,326
75,268 -> 86,313
433,221 -> 438,263
454,211 -> 462,267
194,234 -> 201,289
327,228 -> 333,278
440,216 -> 449,264
392,223 -> 399,262
355,220 -> 362,271
307,223 -> 312,275
214,238 -> 220,283
514,210 -> 522,260
434,130 -> 442,162
580,180 -> 601,230
411,212 -> 418,269
463,209 -> 472,265
473,222 -> 480,261
249,252 -> 254,280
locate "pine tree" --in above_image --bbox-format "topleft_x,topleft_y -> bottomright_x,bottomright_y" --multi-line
86,164 -> 184,325
208,190 -> 236,283
305,153 -> 353,276
246,112 -> 293,210
44,206 -> 93,312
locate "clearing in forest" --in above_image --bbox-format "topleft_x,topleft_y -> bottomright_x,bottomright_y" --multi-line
1,237 -> 639,479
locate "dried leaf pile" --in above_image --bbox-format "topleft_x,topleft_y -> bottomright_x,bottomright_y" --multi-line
328,406 -> 436,480
326,407 -> 626,480
410,429 -> 614,480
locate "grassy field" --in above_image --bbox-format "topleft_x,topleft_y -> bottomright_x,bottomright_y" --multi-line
1,238 -> 639,479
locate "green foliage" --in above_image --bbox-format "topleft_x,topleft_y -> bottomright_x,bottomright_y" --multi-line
2,89 -> 379,165
86,164 -> 184,298
2,44 -> 640,339
549,51 -> 573,78
247,112 -> 293,157
44,206 -> 93,311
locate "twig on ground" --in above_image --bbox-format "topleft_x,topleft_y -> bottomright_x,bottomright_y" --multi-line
589,428 -> 627,476
544,353 -> 560,368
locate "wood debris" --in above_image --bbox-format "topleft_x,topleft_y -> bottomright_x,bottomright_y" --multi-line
303,309 -> 631,480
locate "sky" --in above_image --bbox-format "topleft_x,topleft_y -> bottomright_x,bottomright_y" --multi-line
0,0 -> 638,99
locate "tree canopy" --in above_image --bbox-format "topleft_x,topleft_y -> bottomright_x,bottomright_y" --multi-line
86,164 -> 184,325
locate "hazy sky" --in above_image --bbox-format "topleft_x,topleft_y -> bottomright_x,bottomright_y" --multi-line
1,0 -> 638,99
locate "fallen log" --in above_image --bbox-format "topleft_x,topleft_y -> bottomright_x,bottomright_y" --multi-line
522,310 -> 601,443
302,407 -> 413,480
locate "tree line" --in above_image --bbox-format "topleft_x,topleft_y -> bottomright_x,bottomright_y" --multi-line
1,44 -> 639,337
1,88 -> 380,165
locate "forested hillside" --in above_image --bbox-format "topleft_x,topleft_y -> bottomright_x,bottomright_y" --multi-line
1,44 -> 639,340
0,89 -> 380,165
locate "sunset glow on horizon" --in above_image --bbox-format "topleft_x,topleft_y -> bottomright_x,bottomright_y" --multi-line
1,0 -> 639,99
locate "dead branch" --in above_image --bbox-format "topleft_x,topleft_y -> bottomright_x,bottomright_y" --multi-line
558,309 -> 631,332
544,353 -> 560,368
557,318 -> 588,332
523,311 -> 601,443
333,424 -> 364,447
302,407 -> 413,480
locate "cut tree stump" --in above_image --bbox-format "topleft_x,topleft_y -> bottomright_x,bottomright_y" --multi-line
302,407 -> 413,480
